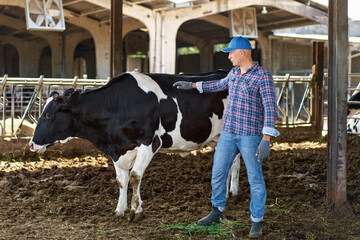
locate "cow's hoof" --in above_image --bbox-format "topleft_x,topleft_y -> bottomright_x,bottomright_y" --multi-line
115,211 -> 125,217
115,208 -> 128,217
230,191 -> 239,197
129,210 -> 143,222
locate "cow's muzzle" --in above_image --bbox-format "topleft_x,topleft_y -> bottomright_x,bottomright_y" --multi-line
29,140 -> 47,153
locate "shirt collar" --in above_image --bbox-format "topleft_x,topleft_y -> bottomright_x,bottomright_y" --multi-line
234,61 -> 259,74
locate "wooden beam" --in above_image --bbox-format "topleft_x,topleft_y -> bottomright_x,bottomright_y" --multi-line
79,0 -> 110,9
131,0 -> 154,3
265,0 -> 328,25
80,8 -> 108,16
258,16 -> 308,28
63,0 -> 84,6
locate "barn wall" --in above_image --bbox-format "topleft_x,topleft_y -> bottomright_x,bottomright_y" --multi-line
271,40 -> 312,75
269,38 -> 332,76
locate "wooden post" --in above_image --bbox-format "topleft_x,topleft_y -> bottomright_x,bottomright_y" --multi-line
312,41 -> 324,135
110,0 -> 123,78
327,0 -> 348,209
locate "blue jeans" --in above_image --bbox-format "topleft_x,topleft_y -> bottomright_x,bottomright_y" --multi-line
211,131 -> 265,222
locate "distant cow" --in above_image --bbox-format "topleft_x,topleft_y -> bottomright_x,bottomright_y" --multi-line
29,71 -> 241,221
347,113 -> 360,134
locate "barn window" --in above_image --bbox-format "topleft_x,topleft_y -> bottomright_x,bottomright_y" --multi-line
178,46 -> 200,55
127,51 -> 147,59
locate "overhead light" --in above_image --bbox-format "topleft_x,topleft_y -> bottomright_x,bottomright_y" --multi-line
261,6 -> 268,14
169,0 -> 192,3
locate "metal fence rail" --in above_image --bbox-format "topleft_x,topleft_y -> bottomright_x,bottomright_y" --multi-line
2,73 -> 357,138
0,75 -> 110,138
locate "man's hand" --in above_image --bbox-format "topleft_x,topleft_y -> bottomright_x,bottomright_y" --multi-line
173,81 -> 193,90
255,140 -> 270,162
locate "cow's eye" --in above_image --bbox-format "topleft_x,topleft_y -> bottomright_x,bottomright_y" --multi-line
44,113 -> 51,120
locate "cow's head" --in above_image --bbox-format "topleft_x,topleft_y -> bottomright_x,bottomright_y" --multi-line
29,88 -> 80,153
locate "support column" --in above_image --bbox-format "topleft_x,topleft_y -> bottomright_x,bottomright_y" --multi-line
110,0 -> 123,77
162,14 -> 182,74
327,0 -> 348,209
47,33 -> 64,78
93,26 -> 110,78
151,11 -> 162,73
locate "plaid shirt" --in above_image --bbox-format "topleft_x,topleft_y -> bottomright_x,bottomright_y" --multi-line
197,63 -> 279,137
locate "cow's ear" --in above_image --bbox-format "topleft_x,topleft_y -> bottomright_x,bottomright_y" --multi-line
63,88 -> 75,97
65,90 -> 80,106
50,91 -> 60,101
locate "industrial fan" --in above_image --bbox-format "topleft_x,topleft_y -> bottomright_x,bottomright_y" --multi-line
230,8 -> 258,38
25,0 -> 65,31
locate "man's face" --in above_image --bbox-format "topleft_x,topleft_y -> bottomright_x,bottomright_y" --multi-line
228,49 -> 243,66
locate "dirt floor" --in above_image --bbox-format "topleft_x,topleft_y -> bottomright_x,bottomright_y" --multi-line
0,136 -> 359,240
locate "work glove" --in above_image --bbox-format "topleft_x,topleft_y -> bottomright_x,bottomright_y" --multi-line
255,140 -> 270,162
173,81 -> 193,90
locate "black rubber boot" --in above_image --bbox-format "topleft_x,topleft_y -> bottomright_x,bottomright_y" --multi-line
198,207 -> 223,226
249,221 -> 262,238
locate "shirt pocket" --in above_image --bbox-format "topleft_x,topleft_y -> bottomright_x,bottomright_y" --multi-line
228,76 -> 236,88
239,81 -> 258,96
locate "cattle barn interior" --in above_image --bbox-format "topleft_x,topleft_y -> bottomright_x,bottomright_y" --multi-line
0,0 -> 359,239
1,0 -> 359,138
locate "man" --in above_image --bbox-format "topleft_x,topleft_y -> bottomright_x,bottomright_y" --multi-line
173,36 -> 279,238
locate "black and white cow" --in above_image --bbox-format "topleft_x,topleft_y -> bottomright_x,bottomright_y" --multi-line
29,71 -> 241,221
347,88 -> 360,134
347,113 -> 360,133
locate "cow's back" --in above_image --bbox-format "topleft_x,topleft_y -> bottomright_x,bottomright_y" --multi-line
142,71 -> 228,152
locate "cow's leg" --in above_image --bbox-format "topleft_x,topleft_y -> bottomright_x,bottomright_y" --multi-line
112,149 -> 138,217
113,164 -> 130,216
129,144 -> 155,221
227,153 -> 241,198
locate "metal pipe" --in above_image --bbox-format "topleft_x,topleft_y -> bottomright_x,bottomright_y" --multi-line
11,86 -> 14,137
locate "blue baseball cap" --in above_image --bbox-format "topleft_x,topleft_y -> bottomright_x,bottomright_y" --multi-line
221,36 -> 252,52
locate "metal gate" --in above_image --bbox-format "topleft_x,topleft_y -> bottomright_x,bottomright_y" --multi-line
0,75 -> 110,139
273,73 -> 314,128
